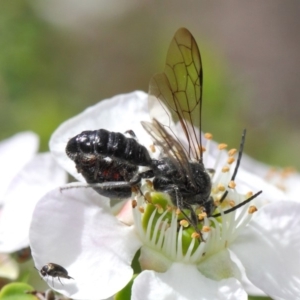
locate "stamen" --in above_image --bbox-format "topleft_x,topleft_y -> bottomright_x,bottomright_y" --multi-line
248,206 -> 258,214
227,157 -> 235,164
228,148 -> 237,156
198,212 -> 207,221
149,144 -> 156,153
217,184 -> 226,192
222,166 -> 230,173
228,200 -> 235,207
144,192 -> 152,203
218,143 -> 228,150
191,232 -> 200,239
202,226 -> 210,233
228,181 -> 236,189
154,204 -> 164,214
204,133 -> 213,140
180,220 -> 189,228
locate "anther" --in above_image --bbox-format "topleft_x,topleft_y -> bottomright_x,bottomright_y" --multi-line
144,192 -> 152,203
149,144 -> 156,153
217,184 -> 226,192
222,166 -> 230,173
228,148 -> 237,156
227,157 -> 235,164
154,204 -> 164,214
191,232 -> 201,239
218,143 -> 228,150
248,206 -> 258,214
228,180 -> 236,189
202,226 -> 210,232
198,212 -> 207,221
132,200 -> 137,208
204,133 -> 213,140
180,220 -> 189,228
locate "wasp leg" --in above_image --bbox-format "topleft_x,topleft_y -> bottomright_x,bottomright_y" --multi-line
162,185 -> 204,241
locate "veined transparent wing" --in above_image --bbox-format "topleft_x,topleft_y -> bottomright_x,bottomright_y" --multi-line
141,119 -> 197,189
148,27 -> 203,162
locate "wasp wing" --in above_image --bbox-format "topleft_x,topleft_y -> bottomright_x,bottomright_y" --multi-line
141,119 -> 197,189
149,28 -> 203,162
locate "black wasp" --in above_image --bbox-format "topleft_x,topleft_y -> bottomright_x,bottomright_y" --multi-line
66,129 -> 153,198
38,263 -> 73,286
66,28 -> 261,238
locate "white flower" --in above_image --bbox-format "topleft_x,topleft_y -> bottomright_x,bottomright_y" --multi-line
0,132 -> 67,279
242,154 -> 300,201
30,92 -> 300,299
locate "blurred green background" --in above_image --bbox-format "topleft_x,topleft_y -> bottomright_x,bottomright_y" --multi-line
1,0 -> 300,171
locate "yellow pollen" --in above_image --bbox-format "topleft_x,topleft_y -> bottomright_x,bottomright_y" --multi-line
211,186 -> 218,194
131,186 -> 139,194
228,148 -> 237,156
276,183 -> 286,191
248,206 -> 258,214
204,133 -> 213,140
198,212 -> 207,221
131,200 -> 137,208
180,220 -> 189,228
144,192 -> 152,203
281,166 -> 296,177
166,205 -> 173,212
149,144 -> 156,153
246,191 -> 253,198
217,184 -> 226,192
176,208 -> 181,215
222,166 -> 230,173
155,204 -> 164,214
145,180 -> 153,188
227,157 -> 235,164
202,226 -> 211,232
228,200 -> 235,207
138,206 -> 145,213
191,232 -> 200,239
265,167 -> 277,180
228,180 -> 236,189
214,199 -> 220,207
218,143 -> 228,150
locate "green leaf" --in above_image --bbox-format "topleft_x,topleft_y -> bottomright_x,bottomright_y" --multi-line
0,282 -> 37,300
114,275 -> 137,300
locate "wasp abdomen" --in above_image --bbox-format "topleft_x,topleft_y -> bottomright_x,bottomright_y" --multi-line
66,129 -> 152,166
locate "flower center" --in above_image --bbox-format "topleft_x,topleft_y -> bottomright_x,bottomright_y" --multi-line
131,135 -> 259,270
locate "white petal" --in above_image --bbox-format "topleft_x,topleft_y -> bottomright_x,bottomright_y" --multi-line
0,132 -> 39,203
198,249 -> 242,281
50,91 -> 153,181
235,168 -> 288,205
230,201 -> 300,300
30,187 -> 142,299
132,263 -> 247,300
0,153 -> 66,252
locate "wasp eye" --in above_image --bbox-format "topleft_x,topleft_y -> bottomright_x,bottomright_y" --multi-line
66,137 -> 78,159
77,133 -> 93,153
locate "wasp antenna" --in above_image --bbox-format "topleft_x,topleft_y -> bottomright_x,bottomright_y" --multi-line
219,129 -> 246,204
231,129 -> 246,181
212,190 -> 262,218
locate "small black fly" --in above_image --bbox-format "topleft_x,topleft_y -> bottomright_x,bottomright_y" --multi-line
37,263 -> 73,286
